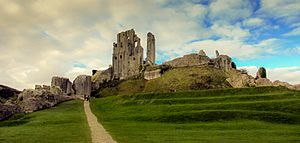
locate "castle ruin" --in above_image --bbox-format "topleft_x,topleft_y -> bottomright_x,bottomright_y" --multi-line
112,29 -> 155,80
146,32 -> 155,65
93,29 -> 235,85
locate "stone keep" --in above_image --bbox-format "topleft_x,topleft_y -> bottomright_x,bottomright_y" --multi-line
146,32 -> 155,65
112,29 -> 144,79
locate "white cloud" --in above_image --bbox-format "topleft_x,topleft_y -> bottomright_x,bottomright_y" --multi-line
259,0 -> 300,23
243,18 -> 264,27
284,27 -> 300,36
209,0 -> 252,23
184,38 -> 273,60
0,0 -> 298,90
211,24 -> 250,40
0,0 -> 209,90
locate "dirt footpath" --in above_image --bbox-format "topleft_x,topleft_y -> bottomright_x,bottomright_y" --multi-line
84,101 -> 117,143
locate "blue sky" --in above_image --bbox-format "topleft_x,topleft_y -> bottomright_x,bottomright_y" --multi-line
0,0 -> 300,89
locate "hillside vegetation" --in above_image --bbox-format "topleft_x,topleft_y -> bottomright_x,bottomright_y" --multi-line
91,86 -> 300,143
97,66 -> 231,97
0,100 -> 91,143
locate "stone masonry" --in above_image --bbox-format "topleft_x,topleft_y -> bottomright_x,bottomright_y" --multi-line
112,29 -> 144,80
51,76 -> 73,95
146,32 -> 155,65
163,49 -> 233,71
73,75 -> 92,98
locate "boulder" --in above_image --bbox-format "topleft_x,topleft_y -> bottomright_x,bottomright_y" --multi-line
51,76 -> 73,95
73,75 -> 92,98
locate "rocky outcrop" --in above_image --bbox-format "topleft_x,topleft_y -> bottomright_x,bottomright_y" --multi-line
73,75 -> 92,98
51,76 -> 73,95
256,67 -> 267,79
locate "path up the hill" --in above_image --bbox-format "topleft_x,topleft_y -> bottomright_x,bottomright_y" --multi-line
84,101 -> 117,143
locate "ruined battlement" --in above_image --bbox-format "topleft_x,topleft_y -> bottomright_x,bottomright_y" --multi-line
112,29 -> 155,80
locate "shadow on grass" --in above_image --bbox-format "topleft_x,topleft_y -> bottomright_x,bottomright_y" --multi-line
0,113 -> 32,127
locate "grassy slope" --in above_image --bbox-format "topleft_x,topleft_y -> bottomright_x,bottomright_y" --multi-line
144,66 -> 230,92
0,100 -> 91,143
91,87 -> 300,143
100,79 -> 147,97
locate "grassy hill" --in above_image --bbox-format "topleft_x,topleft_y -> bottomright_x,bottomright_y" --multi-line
0,100 -> 91,143
97,66 -> 232,97
90,86 -> 300,143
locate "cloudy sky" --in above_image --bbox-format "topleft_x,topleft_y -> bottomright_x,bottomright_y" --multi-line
0,0 -> 300,90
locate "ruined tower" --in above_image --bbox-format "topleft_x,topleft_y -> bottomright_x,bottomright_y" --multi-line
146,32 -> 155,65
112,29 -> 144,79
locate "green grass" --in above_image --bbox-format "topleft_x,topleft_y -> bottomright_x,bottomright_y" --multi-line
90,86 -> 300,143
0,100 -> 91,143
98,66 -> 232,97
144,66 -> 231,92
100,79 -> 147,97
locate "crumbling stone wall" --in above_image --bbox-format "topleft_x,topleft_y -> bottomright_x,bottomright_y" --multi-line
51,76 -> 73,95
146,32 -> 155,65
91,67 -> 113,90
73,75 -> 92,98
163,50 -> 234,71
213,55 -> 233,71
112,29 -> 144,80
144,69 -> 161,80
163,53 -> 211,67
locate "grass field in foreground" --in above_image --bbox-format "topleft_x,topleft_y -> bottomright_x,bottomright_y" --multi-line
0,100 -> 91,143
90,87 -> 300,143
